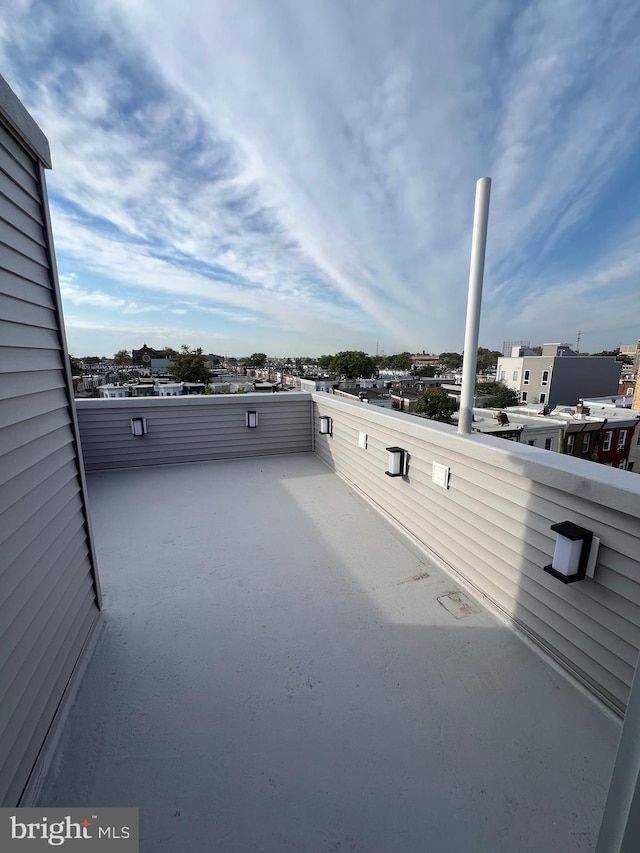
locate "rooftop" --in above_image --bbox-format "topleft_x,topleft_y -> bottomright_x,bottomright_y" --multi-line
4,71 -> 640,851
31,448 -> 621,852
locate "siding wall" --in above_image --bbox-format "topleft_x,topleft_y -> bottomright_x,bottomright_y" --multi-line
312,393 -> 640,713
75,393 -> 313,471
0,78 -> 100,805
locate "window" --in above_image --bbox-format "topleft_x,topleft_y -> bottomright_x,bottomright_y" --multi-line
539,393 -> 546,404
628,463 -> 634,472
541,370 -> 549,386
512,370 -> 519,382
582,434 -> 590,454
617,429 -> 628,450
523,369 -> 530,385
545,437 -> 552,450
565,434 -> 575,453
618,460 -> 626,470
603,431 -> 612,451
528,440 -> 536,446
499,370 -> 506,381
521,391 -> 528,402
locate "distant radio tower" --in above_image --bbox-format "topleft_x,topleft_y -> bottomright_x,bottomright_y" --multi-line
576,330 -> 582,353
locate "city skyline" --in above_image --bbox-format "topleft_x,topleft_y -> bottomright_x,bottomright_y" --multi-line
3,1 -> 640,357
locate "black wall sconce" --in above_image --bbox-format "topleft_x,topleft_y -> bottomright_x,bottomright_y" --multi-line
131,417 -> 147,437
385,446 -> 407,477
544,521 -> 599,583
246,411 -> 258,428
319,415 -> 332,435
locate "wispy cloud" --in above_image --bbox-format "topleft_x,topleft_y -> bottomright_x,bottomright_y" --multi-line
59,276 -> 161,314
2,0 -> 640,355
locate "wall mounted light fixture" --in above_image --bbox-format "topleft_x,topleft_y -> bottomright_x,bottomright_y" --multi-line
246,411 -> 258,428
544,521 -> 599,583
319,415 -> 332,435
131,417 -> 147,437
385,446 -> 407,477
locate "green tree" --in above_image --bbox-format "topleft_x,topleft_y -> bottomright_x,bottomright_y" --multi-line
413,387 -> 458,422
169,346 -> 210,383
113,349 -> 132,366
246,352 -> 268,368
317,355 -> 333,370
439,352 -> 463,370
475,381 -> 519,407
413,365 -> 436,377
389,352 -> 413,371
83,355 -> 101,365
69,355 -> 82,374
589,348 -> 618,357
328,351 -> 376,379
476,348 -> 502,372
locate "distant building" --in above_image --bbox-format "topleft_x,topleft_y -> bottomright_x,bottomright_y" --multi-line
619,341 -> 640,373
633,370 -> 640,412
155,382 -> 183,396
497,343 -> 621,408
549,403 -> 639,470
98,384 -> 131,398
132,344 -> 167,367
300,377 -> 336,393
618,378 -> 636,398
411,353 -> 440,369
485,408 -> 566,450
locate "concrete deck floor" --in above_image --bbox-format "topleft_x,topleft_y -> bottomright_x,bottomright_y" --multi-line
36,453 -> 620,852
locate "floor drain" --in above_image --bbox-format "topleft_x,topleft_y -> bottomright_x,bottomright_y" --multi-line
437,591 -> 481,619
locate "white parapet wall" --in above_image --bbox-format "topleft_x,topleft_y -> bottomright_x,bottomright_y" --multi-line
76,393 -> 313,470
311,392 -> 640,714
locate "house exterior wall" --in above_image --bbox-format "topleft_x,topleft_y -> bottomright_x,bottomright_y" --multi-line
517,423 -> 564,451
561,424 -> 603,460
497,356 -> 524,391
596,422 -> 639,469
311,392 -> 640,714
548,357 -> 622,407
0,75 -> 100,805
628,422 -> 640,474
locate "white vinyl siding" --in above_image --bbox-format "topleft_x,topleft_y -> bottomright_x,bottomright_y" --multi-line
311,393 -> 640,714
0,86 -> 100,806
76,395 -> 313,471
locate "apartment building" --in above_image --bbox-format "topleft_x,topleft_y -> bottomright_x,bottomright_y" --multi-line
497,343 -> 621,408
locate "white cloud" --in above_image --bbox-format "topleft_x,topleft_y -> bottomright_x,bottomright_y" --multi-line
3,0 -> 640,354
60,279 -> 161,314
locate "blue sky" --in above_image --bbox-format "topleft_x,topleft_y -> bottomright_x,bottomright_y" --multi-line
2,0 -> 640,358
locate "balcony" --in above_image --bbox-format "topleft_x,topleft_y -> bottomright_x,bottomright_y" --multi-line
27,393 -> 640,852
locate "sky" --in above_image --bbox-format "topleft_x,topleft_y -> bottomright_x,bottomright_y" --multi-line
2,0 -> 640,359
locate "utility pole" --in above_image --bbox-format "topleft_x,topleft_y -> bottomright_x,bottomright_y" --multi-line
458,177 -> 492,435
576,330 -> 582,354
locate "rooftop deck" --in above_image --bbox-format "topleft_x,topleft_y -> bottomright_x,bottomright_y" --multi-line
32,453 -> 619,852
